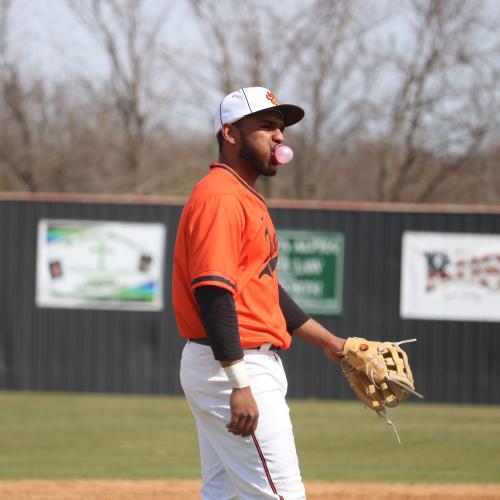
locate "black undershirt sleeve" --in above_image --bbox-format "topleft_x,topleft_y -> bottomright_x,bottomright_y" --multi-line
279,284 -> 310,334
194,285 -> 243,361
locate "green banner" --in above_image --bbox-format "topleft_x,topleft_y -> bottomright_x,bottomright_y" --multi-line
278,229 -> 344,315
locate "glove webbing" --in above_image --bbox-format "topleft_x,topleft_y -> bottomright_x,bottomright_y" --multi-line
372,339 -> 419,445
367,338 -> 417,386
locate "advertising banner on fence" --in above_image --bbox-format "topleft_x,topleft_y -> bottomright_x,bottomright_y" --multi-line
400,231 -> 500,322
36,220 -> 166,310
278,229 -> 344,315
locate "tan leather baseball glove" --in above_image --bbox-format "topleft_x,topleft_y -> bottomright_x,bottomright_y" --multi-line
338,337 -> 423,442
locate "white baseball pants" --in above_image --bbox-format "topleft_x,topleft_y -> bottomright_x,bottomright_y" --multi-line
180,341 -> 306,500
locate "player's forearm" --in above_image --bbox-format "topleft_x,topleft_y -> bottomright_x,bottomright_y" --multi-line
293,318 -> 345,361
220,359 -> 243,367
278,284 -> 310,333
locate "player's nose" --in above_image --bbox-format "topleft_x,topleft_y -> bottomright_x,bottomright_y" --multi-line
273,128 -> 284,144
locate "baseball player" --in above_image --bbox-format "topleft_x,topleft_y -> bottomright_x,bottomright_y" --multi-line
172,87 -> 346,499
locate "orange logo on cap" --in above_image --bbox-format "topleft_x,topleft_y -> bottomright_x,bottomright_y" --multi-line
266,90 -> 279,105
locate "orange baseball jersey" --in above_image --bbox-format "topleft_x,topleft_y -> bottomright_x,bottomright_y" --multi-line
172,163 -> 291,350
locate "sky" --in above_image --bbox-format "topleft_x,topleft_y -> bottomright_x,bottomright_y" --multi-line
6,0 -> 406,82
8,1 -> 164,74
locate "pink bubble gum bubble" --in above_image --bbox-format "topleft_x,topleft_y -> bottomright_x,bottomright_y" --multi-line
273,144 -> 294,164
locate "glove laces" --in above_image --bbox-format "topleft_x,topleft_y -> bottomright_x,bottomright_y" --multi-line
378,407 -> 401,444
394,338 -> 417,346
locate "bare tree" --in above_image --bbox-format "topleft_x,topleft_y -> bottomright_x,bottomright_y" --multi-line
186,0 -> 308,95
0,0 -> 11,57
374,0 -> 500,202
0,0 -> 40,190
66,0 -> 173,186
0,0 -> 84,193
1,0 -> 499,204
185,0 -> 394,201
284,0 -> 387,200
186,0 -> 340,197
186,0 -> 500,204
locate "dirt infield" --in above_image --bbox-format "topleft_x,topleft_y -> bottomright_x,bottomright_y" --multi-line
1,481 -> 500,500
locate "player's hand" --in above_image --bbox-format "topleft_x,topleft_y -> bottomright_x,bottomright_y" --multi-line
227,386 -> 259,437
322,337 -> 346,364
293,318 -> 345,364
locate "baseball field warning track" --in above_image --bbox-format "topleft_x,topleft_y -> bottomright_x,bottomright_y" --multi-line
1,480 -> 500,499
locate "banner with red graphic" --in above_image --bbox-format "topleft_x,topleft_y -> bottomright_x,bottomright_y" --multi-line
400,231 -> 500,322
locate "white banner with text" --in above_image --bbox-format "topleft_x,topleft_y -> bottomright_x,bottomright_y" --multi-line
400,231 -> 500,322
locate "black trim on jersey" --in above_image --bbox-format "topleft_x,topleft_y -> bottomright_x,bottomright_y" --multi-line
279,284 -> 310,333
241,88 -> 253,113
210,164 -> 265,204
191,275 -> 236,290
194,286 -> 243,361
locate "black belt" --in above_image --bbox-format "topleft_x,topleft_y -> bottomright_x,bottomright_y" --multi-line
189,338 -> 280,351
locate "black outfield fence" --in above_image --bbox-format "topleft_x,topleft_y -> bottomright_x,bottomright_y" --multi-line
0,193 -> 499,404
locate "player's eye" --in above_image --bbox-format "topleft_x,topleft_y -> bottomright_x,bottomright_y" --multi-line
261,121 -> 281,131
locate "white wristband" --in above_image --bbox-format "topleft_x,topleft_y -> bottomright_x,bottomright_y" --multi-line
224,360 -> 250,389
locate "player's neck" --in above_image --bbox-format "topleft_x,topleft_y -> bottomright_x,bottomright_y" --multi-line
219,153 -> 259,187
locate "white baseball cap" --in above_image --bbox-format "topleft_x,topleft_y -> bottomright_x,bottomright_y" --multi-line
214,86 -> 304,135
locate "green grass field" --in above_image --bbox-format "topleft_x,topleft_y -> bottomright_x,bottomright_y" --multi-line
1,392 -> 499,483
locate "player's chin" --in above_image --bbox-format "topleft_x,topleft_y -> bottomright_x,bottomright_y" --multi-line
262,169 -> 278,177
258,164 -> 279,177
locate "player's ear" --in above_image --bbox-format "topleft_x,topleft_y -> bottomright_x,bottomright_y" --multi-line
221,123 -> 239,146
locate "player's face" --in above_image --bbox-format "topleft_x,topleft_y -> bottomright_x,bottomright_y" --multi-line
236,111 -> 285,177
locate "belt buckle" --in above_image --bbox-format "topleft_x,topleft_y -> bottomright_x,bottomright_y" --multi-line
259,343 -> 272,352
